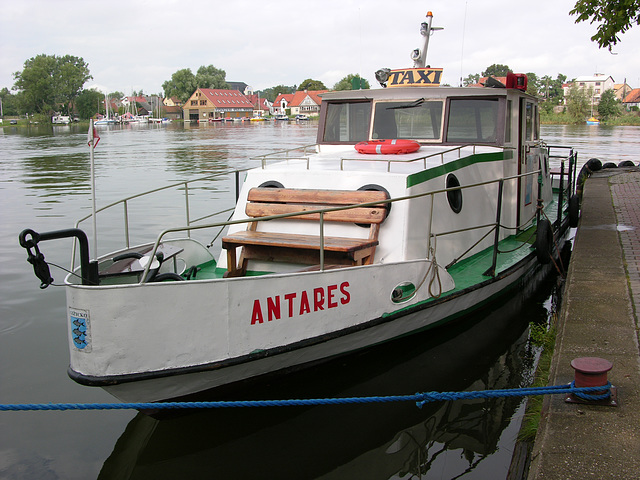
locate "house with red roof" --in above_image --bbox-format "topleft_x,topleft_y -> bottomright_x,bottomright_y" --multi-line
288,90 -> 327,117
273,93 -> 294,115
623,88 -> 640,109
182,88 -> 255,122
246,94 -> 271,117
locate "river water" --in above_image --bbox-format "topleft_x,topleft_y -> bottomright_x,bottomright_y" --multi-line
0,122 -> 637,479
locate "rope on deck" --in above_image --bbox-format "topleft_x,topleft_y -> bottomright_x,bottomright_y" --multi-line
0,383 -> 611,412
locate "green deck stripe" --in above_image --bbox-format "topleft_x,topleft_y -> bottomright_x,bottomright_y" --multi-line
407,151 -> 510,187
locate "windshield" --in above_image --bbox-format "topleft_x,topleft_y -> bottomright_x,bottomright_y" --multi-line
446,98 -> 499,143
372,100 -> 443,141
322,102 -> 371,142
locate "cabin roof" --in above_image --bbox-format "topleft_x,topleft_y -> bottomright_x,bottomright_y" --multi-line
321,85 -> 523,102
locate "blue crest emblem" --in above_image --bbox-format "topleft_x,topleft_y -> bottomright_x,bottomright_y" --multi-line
69,308 -> 91,351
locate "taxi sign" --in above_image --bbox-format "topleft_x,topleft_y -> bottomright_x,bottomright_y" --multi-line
387,68 -> 443,87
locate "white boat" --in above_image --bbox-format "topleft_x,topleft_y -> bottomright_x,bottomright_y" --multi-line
52,114 -> 71,125
19,12 -> 580,403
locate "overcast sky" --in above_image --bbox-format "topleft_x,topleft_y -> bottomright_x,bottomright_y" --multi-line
2,0 -> 639,95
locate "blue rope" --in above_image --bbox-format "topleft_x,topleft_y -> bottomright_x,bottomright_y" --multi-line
0,383 -> 610,412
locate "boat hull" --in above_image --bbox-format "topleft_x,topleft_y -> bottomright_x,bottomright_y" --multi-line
67,231 -> 566,402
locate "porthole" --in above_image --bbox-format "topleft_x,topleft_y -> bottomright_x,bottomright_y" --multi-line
391,282 -> 416,303
356,184 -> 391,228
258,181 -> 284,189
446,174 -> 463,214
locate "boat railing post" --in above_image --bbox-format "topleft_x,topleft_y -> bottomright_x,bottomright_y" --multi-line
319,212 -> 325,271
557,159 -> 565,226
483,178 -> 504,277
235,171 -> 240,202
123,200 -> 130,248
184,182 -> 191,238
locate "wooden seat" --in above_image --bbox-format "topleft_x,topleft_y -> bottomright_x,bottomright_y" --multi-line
221,188 -> 389,276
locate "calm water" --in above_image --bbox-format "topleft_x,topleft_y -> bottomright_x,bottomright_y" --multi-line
0,122 -> 637,479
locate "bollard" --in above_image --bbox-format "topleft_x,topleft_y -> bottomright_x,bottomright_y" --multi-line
566,357 -> 617,406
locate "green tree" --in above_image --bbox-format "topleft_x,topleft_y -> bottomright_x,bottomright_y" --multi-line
259,85 -> 296,102
462,73 -> 480,86
75,88 -> 104,119
162,68 -> 197,104
195,65 -> 228,90
526,72 -> 540,97
332,74 -> 370,91
481,64 -> 511,77
566,84 -> 591,122
570,0 -> 640,50
597,89 -> 620,120
13,54 -> 91,116
55,55 -> 92,115
0,87 -> 20,116
298,79 -> 327,91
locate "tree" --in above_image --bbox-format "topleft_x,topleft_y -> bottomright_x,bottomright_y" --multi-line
332,74 -> 370,91
0,87 -> 20,116
462,73 -> 480,86
570,0 -> 640,50
76,88 -> 104,119
259,85 -> 296,102
55,55 -> 92,115
566,84 -> 591,122
481,64 -> 511,77
162,68 -> 197,104
298,79 -> 327,91
195,65 -> 228,90
13,54 -> 91,116
526,72 -> 540,97
597,89 -> 620,120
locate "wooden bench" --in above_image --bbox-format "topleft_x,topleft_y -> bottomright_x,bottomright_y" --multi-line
221,187 -> 389,277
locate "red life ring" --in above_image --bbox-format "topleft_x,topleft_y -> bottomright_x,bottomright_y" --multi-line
354,139 -> 421,155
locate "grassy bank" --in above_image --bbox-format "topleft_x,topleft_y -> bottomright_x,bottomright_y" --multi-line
541,111 -> 640,126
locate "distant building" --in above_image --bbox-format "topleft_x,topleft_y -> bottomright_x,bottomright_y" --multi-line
246,94 -> 271,117
163,96 -> 183,107
563,74 -> 615,105
288,90 -> 327,117
614,82 -> 633,101
182,88 -> 254,121
622,88 -> 640,109
227,82 -> 252,96
273,93 -> 294,115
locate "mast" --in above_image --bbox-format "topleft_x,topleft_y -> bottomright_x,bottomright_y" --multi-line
412,11 -> 443,68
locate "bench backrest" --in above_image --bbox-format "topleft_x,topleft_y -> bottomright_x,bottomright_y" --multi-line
245,188 -> 389,224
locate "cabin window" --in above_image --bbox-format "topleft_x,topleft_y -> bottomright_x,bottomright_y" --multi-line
446,98 -> 499,143
525,102 -> 533,141
372,100 -> 443,141
322,102 -> 371,142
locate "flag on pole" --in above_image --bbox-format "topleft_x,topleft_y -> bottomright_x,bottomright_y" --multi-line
87,122 -> 100,148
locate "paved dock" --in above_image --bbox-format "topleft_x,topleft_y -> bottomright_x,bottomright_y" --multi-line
527,168 -> 640,479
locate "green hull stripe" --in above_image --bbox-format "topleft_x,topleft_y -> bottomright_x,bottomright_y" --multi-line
406,151 -> 508,187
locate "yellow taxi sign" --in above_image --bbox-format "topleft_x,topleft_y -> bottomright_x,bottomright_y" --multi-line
387,68 -> 443,87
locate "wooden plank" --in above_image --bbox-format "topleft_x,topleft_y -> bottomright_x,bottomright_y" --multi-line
222,231 -> 378,253
247,188 -> 388,206
245,203 -> 386,223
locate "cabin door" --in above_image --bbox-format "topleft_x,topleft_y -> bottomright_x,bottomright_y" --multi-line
517,98 -> 546,230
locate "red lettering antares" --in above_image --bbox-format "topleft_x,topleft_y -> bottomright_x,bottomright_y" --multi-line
251,282 -> 351,325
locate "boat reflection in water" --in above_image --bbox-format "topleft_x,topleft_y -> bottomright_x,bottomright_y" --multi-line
98,279 -> 559,479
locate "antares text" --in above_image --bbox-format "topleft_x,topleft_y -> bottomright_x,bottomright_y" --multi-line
251,282 -> 351,325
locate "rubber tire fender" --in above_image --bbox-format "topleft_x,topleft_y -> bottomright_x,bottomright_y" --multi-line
535,219 -> 553,265
569,194 -> 580,228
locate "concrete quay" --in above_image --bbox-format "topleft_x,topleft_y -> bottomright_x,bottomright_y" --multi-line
527,168 -> 640,479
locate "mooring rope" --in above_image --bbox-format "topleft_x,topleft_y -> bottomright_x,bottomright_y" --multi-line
0,384 -> 610,412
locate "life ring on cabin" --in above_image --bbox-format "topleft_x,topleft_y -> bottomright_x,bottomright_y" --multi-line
355,139 -> 421,155
535,219 -> 554,265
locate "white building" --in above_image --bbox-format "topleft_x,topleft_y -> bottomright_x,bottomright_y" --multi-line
563,74 -> 615,105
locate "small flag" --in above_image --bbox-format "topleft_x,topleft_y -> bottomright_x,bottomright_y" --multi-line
87,121 -> 100,148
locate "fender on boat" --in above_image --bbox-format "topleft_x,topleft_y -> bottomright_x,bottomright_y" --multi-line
535,219 -> 553,264
355,139 -> 421,155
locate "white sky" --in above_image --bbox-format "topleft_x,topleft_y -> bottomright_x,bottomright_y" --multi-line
2,0 -> 639,95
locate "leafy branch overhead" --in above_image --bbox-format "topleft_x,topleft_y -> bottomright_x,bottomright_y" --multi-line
570,0 -> 640,50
